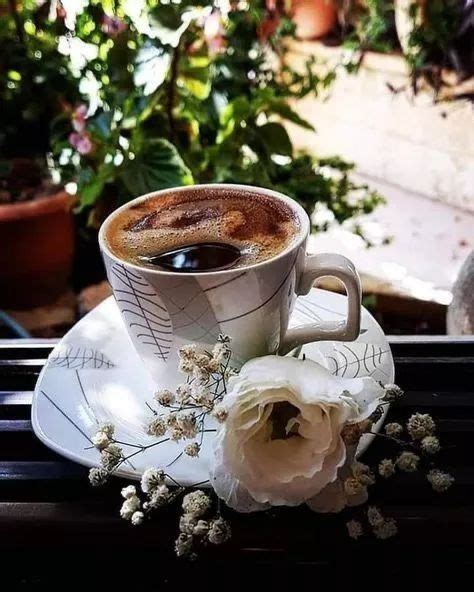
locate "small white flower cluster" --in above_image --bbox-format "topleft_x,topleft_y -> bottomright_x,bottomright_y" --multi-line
377,413 -> 452,494
396,451 -> 420,472
344,462 -> 375,497
407,412 -> 436,440
378,458 -> 396,478
346,519 -> 364,540
178,334 -> 231,382
383,384 -> 405,402
120,485 -> 144,526
91,422 -> 115,450
146,336 -> 232,455
119,467 -> 171,525
420,435 -> 440,455
384,422 -> 403,437
141,467 -> 170,510
341,419 -> 372,445
175,490 -> 231,559
367,506 -> 398,540
346,506 -> 398,541
88,423 -> 123,485
427,469 -> 454,493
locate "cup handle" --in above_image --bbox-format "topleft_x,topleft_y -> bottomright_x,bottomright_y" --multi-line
279,253 -> 361,355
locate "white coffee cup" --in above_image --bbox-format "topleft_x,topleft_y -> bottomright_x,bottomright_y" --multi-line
99,184 -> 361,387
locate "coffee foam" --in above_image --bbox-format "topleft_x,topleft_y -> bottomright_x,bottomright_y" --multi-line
105,187 -> 301,270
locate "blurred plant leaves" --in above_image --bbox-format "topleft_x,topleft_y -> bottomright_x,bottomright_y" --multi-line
258,122 -> 292,156
179,55 -> 212,100
134,45 -> 171,96
120,138 -> 193,196
148,5 -> 190,47
87,111 -> 114,141
37,0 -> 385,244
77,165 -> 113,211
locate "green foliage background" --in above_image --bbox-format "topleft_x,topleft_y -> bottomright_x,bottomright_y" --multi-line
1,0 -> 384,239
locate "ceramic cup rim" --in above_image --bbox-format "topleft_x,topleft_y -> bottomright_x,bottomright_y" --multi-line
98,183 -> 310,277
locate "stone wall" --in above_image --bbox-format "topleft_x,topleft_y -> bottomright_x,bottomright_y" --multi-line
287,42 -> 474,212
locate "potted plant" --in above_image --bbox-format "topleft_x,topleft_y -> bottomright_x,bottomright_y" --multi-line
338,0 -> 473,98
338,1 -> 398,54
395,0 -> 473,95
292,0 -> 338,39
0,0 -> 78,308
50,0 -> 383,244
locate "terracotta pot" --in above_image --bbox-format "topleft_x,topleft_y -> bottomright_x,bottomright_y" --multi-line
292,0 -> 338,40
0,190 -> 75,309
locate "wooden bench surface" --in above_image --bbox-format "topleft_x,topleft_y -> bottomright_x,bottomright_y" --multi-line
1,338 -> 473,585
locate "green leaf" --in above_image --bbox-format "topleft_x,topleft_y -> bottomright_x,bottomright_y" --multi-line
151,5 -> 182,30
77,167 -> 107,210
88,111 -> 114,141
182,77 -> 211,100
149,5 -> 190,48
180,62 -> 211,100
120,139 -> 193,196
134,46 -> 171,96
217,97 -> 251,142
267,100 -> 315,131
258,122 -> 293,156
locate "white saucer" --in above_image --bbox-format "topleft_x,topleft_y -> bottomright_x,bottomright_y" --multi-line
32,289 -> 394,485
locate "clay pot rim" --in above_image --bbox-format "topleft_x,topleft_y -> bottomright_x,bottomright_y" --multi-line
0,189 -> 76,222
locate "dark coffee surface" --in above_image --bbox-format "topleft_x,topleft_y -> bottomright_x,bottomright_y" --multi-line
141,242 -> 242,272
105,187 -> 300,271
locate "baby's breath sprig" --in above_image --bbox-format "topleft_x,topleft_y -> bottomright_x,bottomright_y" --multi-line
176,490 -> 231,559
142,335 -> 232,464
87,335 -> 234,558
85,342 -> 453,553
345,385 -> 454,541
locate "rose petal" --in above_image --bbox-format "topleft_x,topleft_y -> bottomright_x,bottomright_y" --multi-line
210,356 -> 386,511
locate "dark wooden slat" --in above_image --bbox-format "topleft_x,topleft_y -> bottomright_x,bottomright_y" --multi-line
0,461 -> 86,480
0,371 -> 41,391
0,391 -> 33,405
0,419 -> 31,432
397,390 -> 474,407
394,365 -> 474,390
437,418 -> 474,432
1,501 -> 474,549
0,350 -> 53,360
389,339 -> 474,358
0,337 -> 473,561
0,432 -> 75,462
0,339 -> 57,346
394,356 -> 474,364
0,359 -> 48,367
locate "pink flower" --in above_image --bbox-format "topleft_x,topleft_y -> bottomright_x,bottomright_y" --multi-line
102,15 -> 127,38
69,131 -> 93,155
204,10 -> 226,55
71,104 -> 88,132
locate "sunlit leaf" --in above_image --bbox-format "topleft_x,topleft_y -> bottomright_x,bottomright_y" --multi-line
134,45 -> 171,96
148,5 -> 190,47
180,62 -> 211,100
120,139 -> 193,196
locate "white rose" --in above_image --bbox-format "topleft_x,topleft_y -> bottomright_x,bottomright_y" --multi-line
210,356 -> 385,512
